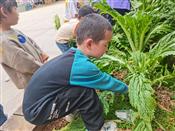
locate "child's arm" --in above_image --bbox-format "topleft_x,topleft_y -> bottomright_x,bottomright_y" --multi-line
28,37 -> 49,62
70,63 -> 128,93
27,37 -> 43,53
1,41 -> 42,74
16,30 -> 49,63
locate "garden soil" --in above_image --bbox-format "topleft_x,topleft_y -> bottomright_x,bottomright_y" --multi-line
33,118 -> 68,131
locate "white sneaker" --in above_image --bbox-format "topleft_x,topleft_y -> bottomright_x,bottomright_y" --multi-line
100,121 -> 117,131
64,110 -> 80,122
64,113 -> 74,122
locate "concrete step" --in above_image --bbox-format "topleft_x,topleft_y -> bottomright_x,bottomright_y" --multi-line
1,106 -> 35,131
1,115 -> 35,131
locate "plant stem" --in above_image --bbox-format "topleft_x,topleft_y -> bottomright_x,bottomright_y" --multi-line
154,120 -> 166,131
152,74 -> 175,85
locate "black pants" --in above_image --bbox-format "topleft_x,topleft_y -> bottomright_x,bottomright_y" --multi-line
48,86 -> 104,131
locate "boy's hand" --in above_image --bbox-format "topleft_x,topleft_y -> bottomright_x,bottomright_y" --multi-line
41,53 -> 49,63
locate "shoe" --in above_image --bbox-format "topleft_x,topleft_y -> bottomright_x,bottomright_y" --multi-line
100,121 -> 117,131
64,110 -> 80,122
64,113 -> 74,122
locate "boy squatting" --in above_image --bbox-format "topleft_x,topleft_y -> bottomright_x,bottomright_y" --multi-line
23,14 -> 128,131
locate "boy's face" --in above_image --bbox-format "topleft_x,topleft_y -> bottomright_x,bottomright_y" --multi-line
2,6 -> 19,26
90,30 -> 112,58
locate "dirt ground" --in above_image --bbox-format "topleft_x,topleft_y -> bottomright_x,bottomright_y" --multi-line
33,118 -> 68,131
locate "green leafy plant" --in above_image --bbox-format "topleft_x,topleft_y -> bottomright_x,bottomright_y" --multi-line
94,1 -> 175,130
54,14 -> 61,30
98,91 -> 115,115
132,0 -> 175,26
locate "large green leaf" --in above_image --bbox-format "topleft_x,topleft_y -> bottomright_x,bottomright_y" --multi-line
129,74 -> 156,131
149,31 -> 175,59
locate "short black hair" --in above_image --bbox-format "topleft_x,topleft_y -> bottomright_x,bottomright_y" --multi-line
0,0 -> 17,12
78,5 -> 95,17
76,13 -> 112,45
0,0 -> 17,21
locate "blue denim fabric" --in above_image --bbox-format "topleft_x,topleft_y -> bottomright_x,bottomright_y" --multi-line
0,104 -> 7,126
56,42 -> 70,53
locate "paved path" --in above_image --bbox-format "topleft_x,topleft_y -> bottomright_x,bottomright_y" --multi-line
0,1 -> 64,121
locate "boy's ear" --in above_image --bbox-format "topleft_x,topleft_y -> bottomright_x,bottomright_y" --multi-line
0,7 -> 8,18
86,38 -> 93,50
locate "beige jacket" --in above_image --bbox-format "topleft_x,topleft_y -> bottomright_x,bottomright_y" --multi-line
0,29 -> 44,89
